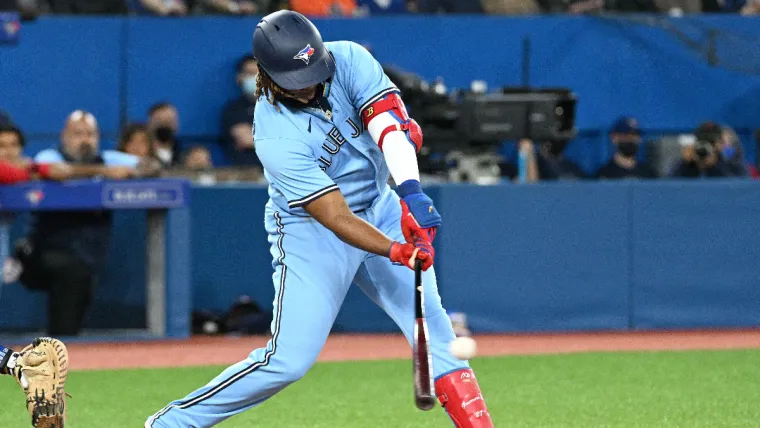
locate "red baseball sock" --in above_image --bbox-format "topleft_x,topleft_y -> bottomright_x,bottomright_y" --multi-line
435,368 -> 494,428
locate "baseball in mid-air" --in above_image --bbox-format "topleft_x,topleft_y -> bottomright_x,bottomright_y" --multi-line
449,336 -> 477,360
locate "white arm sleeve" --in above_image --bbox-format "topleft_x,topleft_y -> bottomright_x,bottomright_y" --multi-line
367,111 -> 420,185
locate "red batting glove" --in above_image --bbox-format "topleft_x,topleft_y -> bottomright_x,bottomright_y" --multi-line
400,200 -> 436,260
388,241 -> 433,271
401,200 -> 437,244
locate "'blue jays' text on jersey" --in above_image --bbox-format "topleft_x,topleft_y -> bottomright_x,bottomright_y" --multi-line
253,40 -> 399,217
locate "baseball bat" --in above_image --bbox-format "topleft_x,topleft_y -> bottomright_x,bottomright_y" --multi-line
413,258 -> 435,411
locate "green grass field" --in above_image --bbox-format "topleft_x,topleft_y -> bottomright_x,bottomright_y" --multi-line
1,349 -> 758,427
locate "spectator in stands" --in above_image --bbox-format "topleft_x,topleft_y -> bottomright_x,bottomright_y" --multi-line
197,0 -> 260,13
118,122 -> 156,160
414,0 -> 484,12
14,110 -> 141,336
0,122 -> 147,184
537,0 -> 655,13
147,102 -> 182,167
221,54 -> 261,168
183,145 -> 213,170
355,0 -> 409,13
0,123 -> 24,165
532,137 -> 586,180
668,122 -> 733,178
719,125 -> 751,177
131,0 -> 187,14
481,0 -> 539,14
48,0 -> 128,13
289,0 -> 357,16
740,0 -> 760,13
595,116 -> 658,179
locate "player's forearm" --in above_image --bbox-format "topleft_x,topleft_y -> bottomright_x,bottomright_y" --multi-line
303,191 -> 394,257
329,213 -> 394,257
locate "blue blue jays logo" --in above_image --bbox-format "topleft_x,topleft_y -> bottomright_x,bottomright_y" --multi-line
294,44 -> 315,65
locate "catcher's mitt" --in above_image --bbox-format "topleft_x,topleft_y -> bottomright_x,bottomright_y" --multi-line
9,337 -> 70,428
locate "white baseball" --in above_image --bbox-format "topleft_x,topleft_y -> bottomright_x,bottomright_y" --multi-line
449,336 -> 477,360
203,321 -> 219,334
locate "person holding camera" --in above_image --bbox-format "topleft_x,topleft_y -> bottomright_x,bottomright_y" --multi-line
669,122 -> 734,178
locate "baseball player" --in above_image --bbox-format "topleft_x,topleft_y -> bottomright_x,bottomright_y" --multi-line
0,338 -> 70,427
146,10 -> 493,428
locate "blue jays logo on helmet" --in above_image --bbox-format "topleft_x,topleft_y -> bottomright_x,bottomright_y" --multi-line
294,44 -> 315,65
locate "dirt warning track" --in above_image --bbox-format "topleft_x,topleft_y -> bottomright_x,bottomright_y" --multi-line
30,329 -> 760,371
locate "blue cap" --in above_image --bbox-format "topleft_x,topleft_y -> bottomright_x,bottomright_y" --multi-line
253,10 -> 336,91
611,116 -> 641,135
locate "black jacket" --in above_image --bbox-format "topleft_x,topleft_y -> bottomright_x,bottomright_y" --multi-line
28,149 -> 112,270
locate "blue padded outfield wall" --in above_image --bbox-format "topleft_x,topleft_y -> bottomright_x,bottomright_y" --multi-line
2,181 -> 760,333
2,15 -> 760,172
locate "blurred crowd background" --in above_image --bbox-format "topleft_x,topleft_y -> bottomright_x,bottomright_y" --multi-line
6,0 -> 760,17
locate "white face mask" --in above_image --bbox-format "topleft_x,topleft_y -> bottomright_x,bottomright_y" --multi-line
156,147 -> 172,163
242,76 -> 258,96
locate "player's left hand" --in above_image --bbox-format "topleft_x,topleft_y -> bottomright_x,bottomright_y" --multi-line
397,179 -> 441,244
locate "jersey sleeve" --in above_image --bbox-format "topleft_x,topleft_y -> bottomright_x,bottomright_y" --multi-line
103,150 -> 140,167
345,42 -> 399,117
34,149 -> 65,163
255,138 -> 338,209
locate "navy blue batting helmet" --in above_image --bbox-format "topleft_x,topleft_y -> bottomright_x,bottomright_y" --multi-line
253,10 -> 336,91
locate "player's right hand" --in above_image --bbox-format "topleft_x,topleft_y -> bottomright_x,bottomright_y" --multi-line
388,241 -> 433,271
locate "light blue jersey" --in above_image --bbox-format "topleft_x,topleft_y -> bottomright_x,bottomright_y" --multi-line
254,41 -> 399,216
146,39 -> 469,428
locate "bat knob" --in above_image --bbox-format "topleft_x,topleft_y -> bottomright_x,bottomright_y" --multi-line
415,395 -> 436,411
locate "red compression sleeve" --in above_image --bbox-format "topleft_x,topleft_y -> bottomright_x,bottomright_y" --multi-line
0,160 -> 31,184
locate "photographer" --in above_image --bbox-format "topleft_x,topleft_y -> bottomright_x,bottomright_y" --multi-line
669,122 -> 733,178
12,110 -> 149,336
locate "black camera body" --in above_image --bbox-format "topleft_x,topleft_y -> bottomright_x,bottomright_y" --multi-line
694,139 -> 715,160
692,122 -> 722,160
457,88 -> 577,143
382,65 -> 577,150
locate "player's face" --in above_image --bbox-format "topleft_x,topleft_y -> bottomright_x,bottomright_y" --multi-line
0,131 -> 22,163
283,84 -> 319,103
62,118 -> 100,161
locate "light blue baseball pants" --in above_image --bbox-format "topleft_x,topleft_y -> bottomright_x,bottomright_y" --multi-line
146,188 -> 467,427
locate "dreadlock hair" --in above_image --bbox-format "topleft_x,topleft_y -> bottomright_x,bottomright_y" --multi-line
254,68 -> 287,112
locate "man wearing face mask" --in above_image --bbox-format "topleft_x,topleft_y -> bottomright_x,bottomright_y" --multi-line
596,116 -> 658,179
220,54 -> 262,168
148,102 -> 182,167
